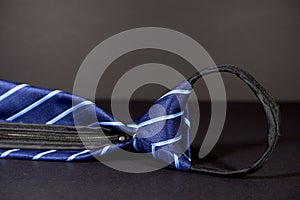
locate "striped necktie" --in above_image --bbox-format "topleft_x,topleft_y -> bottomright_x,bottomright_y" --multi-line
0,65 -> 281,176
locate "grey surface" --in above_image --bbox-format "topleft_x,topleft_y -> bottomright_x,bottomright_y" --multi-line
0,0 -> 299,101
0,103 -> 299,200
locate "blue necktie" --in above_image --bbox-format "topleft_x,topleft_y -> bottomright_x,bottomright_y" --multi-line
0,65 -> 281,176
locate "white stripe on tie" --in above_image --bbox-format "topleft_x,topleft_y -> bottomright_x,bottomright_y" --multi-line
157,89 -> 192,101
7,90 -> 61,121
0,149 -> 20,158
32,150 -> 57,160
0,84 -> 28,101
46,101 -> 94,124
67,150 -> 90,161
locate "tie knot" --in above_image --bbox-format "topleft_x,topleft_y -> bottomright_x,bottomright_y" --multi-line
126,80 -> 193,170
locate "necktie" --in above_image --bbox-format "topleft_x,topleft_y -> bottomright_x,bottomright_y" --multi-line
0,65 -> 281,176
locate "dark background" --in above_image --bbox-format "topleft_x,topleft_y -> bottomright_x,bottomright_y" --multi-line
0,0 -> 299,101
0,1 -> 299,199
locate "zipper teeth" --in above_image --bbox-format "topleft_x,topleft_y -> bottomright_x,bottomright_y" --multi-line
0,123 -> 117,134
0,133 -> 122,149
0,133 -> 118,140
0,123 -> 132,149
0,132 -> 120,143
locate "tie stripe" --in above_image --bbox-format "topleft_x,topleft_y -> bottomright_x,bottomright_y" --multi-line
67,150 -> 91,161
151,134 -> 183,158
183,153 -> 191,162
134,111 -> 184,128
88,121 -> 125,127
0,84 -> 28,101
152,134 -> 183,147
0,149 -> 20,158
100,145 -> 111,156
88,111 -> 184,129
183,117 -> 190,127
46,101 -> 94,124
133,134 -> 138,151
32,150 -> 57,160
173,154 -> 180,169
7,90 -> 62,121
157,89 -> 192,101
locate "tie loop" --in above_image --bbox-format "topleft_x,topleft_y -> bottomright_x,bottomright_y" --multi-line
188,65 -> 281,176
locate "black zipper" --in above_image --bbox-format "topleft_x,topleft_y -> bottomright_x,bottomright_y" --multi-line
0,122 -> 132,150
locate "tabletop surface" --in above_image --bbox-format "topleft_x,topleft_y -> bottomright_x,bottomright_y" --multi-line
0,103 -> 299,200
